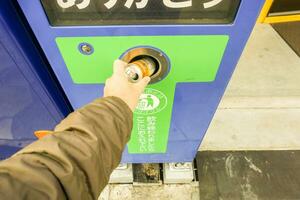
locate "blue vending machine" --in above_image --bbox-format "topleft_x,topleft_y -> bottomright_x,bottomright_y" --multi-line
16,0 -> 264,163
0,1 -> 70,159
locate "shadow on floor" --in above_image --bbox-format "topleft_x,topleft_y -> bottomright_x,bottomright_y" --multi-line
272,22 -> 300,57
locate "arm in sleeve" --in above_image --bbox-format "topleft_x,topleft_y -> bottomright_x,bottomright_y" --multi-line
0,96 -> 133,200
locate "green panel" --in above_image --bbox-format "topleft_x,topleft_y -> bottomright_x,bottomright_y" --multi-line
56,35 -> 228,154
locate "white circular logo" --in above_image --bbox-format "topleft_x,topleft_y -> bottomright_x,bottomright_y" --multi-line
135,88 -> 167,115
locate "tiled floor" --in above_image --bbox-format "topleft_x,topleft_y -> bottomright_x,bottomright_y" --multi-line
99,24 -> 300,200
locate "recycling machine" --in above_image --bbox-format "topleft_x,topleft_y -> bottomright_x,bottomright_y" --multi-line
16,0 -> 264,163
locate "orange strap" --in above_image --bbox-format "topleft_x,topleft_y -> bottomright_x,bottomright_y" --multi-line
34,130 -> 53,139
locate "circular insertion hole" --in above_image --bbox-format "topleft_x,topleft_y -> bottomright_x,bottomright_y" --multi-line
120,46 -> 171,84
129,55 -> 161,77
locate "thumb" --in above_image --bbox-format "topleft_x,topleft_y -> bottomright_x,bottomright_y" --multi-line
138,76 -> 151,89
113,59 -> 127,75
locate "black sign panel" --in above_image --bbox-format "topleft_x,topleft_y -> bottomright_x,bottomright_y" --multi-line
41,0 -> 241,26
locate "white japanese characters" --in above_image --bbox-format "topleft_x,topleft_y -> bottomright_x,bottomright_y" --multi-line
203,0 -> 223,8
104,0 -> 193,9
57,0 -> 90,9
105,0 -> 148,9
163,0 -> 192,8
125,0 -> 148,9
56,0 -> 223,10
104,0 -> 117,9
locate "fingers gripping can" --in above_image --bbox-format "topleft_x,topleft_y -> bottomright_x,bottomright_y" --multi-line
125,57 -> 156,83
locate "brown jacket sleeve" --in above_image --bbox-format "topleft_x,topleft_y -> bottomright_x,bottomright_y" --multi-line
0,96 -> 133,200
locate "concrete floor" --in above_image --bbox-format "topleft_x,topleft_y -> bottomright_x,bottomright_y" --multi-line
99,24 -> 300,199
99,184 -> 199,200
201,24 -> 300,151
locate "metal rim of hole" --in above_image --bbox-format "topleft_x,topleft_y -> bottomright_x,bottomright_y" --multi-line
120,46 -> 171,84
78,43 -> 94,55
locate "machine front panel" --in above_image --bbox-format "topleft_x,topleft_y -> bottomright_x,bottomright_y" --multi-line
56,35 -> 228,153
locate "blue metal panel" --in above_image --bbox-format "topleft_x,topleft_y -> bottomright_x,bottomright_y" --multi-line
0,1 -> 70,159
17,0 -> 264,163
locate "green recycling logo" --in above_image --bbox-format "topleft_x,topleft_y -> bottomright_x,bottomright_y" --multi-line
135,88 -> 167,115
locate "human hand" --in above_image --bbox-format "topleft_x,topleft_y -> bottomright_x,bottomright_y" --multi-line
104,60 -> 151,111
